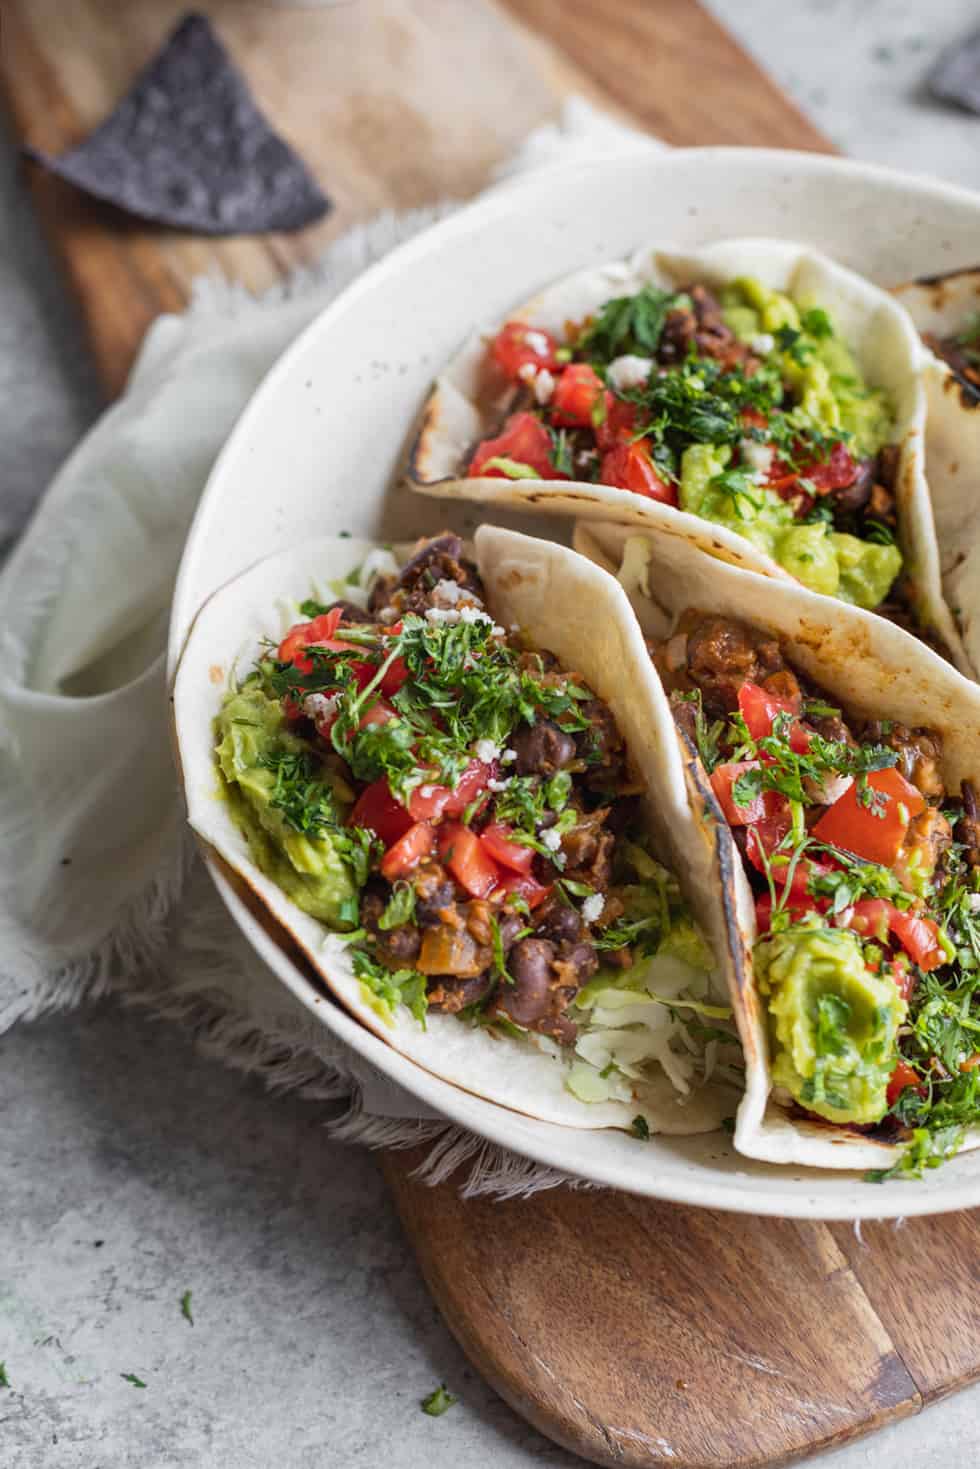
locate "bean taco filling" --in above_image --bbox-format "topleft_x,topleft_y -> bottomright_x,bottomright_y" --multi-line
923,311 -> 980,402
468,277 -> 906,612
213,535 -> 739,1115
652,612 -> 980,1177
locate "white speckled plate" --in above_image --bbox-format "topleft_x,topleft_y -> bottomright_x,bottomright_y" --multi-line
169,148 -> 980,1218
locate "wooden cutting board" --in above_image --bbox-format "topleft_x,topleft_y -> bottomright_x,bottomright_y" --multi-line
4,4 -> 978,1465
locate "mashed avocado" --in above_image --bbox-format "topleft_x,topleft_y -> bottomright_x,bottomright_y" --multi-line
678,443 -> 900,606
756,922 -> 905,1125
721,277 -> 893,459
215,684 -> 360,928
677,285 -> 902,608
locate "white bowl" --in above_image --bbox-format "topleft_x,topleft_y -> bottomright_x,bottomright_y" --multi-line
169,147 -> 980,1218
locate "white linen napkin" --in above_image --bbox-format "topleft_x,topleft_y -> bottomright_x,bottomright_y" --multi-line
0,100 -> 659,1194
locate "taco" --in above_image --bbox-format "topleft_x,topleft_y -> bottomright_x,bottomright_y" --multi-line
409,239 -> 971,674
892,267 -> 980,678
574,520 -> 980,1174
172,529 -> 742,1136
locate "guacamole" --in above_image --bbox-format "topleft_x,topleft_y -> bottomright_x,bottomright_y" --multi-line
757,923 -> 906,1125
215,684 -> 360,927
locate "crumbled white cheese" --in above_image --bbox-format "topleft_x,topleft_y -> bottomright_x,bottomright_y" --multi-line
534,368 -> 556,404
581,893 -> 605,925
540,827 -> 563,853
425,607 -> 461,625
501,748 -> 517,765
524,329 -> 551,358
739,438 -> 775,478
302,692 -> 338,724
431,577 -> 468,606
518,361 -> 537,383
576,448 -> 598,468
749,332 -> 775,357
969,893 -> 980,913
606,354 -> 653,392
459,605 -> 492,626
487,777 -> 512,793
377,606 -> 399,625
475,738 -> 500,764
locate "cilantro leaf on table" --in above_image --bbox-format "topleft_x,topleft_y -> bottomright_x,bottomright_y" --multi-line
420,1384 -> 458,1417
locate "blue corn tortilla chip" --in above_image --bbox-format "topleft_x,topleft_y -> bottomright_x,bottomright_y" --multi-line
929,27 -> 980,115
24,12 -> 329,235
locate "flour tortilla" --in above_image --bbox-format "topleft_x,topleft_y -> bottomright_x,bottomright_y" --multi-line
409,238 -> 971,676
171,529 -> 736,1137
892,267 -> 980,679
573,518 -> 980,1169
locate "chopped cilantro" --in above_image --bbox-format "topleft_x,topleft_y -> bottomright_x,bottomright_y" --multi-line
121,1372 -> 147,1389
576,283 -> 685,363
0,1363 -> 9,1389
421,1384 -> 458,1416
800,307 -> 833,339
180,1290 -> 194,1326
630,1115 -> 651,1141
378,881 -> 416,931
352,949 -> 428,1026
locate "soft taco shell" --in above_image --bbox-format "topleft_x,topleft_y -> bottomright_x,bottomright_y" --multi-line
408,237 -> 970,675
573,518 -> 980,1169
171,528 -> 736,1137
893,267 -> 980,677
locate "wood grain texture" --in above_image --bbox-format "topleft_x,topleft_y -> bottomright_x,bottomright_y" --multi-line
4,1 -> 979,1463
1,0 -> 600,392
382,1150 -> 920,1469
499,0 -> 832,152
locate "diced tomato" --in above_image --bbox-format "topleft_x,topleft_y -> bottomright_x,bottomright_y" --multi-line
744,791 -> 792,875
888,909 -> 946,972
710,760 -> 764,825
550,363 -> 604,428
491,321 -> 560,380
886,1060 -> 923,1108
357,698 -> 397,730
766,440 -> 856,504
754,890 -> 828,933
737,681 -> 802,742
437,821 -> 502,899
468,411 -> 562,480
403,760 -> 493,823
380,655 -> 410,698
844,897 -> 891,943
283,695 -> 304,722
599,440 -> 677,504
807,442 -> 858,495
443,760 -> 494,818
740,407 -> 769,431
493,871 -> 552,910
406,782 -> 451,823
744,791 -> 835,897
380,821 -> 436,881
479,822 -> 534,875
278,608 -> 362,674
595,394 -> 638,451
349,778 -> 413,846
811,767 -> 926,868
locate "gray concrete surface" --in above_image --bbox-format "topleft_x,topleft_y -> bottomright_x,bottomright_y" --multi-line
3,3 -> 980,1464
